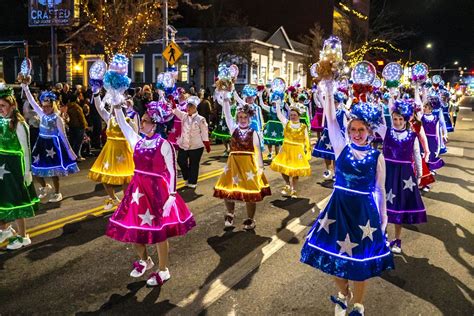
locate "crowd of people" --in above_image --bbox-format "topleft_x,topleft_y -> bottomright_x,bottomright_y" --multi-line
0,43 -> 462,315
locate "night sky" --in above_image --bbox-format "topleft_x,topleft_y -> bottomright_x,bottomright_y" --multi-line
370,0 -> 473,69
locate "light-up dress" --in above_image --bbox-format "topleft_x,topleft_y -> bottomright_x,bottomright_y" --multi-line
89,96 -> 135,185
301,95 -> 394,281
213,103 -> 271,202
106,109 -> 195,244
0,118 -> 39,222
382,128 -> 426,224
421,113 -> 445,170
270,103 -> 311,177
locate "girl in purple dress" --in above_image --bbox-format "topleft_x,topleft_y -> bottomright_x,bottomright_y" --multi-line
379,99 -> 426,254
420,95 -> 445,171
106,101 -> 195,287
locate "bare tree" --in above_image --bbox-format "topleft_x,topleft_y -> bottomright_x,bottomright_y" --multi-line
298,22 -> 324,68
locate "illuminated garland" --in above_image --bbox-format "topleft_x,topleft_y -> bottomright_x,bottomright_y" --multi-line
81,0 -> 162,57
347,39 -> 404,67
338,2 -> 368,20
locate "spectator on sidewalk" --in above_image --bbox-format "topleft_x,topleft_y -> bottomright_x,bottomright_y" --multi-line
197,89 -> 212,125
67,93 -> 88,161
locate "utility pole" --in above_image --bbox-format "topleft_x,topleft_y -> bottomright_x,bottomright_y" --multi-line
162,0 -> 168,73
51,25 -> 57,83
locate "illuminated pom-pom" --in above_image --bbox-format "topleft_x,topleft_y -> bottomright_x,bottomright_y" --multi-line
108,54 -> 129,75
392,99 -> 414,120
350,102 -> 383,129
0,83 -> 14,98
39,91 -> 57,103
146,101 -> 174,123
242,84 -> 257,97
89,79 -> 104,93
104,71 -> 131,92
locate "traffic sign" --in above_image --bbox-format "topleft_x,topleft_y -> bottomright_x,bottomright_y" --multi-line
162,41 -> 183,66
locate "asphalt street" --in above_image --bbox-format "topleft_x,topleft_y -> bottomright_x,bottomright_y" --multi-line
1,98 -> 473,315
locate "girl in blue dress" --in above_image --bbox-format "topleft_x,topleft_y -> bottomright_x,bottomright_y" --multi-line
301,80 -> 394,316
22,84 -> 79,203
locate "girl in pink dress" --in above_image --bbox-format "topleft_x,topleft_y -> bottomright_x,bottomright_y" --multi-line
106,101 -> 195,287
167,87 -> 187,148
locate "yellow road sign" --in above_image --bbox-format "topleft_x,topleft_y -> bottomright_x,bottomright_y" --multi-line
162,41 -> 183,65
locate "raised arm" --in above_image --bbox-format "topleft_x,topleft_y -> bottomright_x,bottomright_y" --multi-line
275,99 -> 288,125
93,94 -> 110,122
321,81 -> 345,158
258,92 -> 270,112
114,106 -> 140,149
21,84 -> 44,118
233,90 -> 245,106
222,97 -> 237,134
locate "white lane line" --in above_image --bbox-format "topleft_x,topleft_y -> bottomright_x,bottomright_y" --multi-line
175,195 -> 331,313
445,146 -> 464,157
459,107 -> 472,110
461,117 -> 473,121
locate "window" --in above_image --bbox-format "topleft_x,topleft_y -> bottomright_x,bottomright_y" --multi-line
0,58 -> 4,81
174,53 -> 189,83
251,53 -> 259,84
260,55 -> 268,82
287,62 -> 294,84
132,55 -> 145,83
152,54 -> 163,83
297,63 -> 305,84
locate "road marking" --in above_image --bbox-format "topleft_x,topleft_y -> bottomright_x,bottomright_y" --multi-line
175,195 -> 329,313
459,107 -> 472,110
445,146 -> 464,157
0,168 -> 224,247
461,117 -> 472,121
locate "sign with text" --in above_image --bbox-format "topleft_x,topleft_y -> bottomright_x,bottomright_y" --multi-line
29,0 -> 80,27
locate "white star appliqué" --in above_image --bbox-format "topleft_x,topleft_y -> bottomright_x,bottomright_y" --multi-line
386,189 -> 396,204
103,161 -> 110,170
359,220 -> 378,241
232,175 -> 240,185
320,134 -> 326,141
223,165 -> 229,174
170,127 -> 176,134
271,131 -> 277,137
325,143 -> 333,150
46,147 -> 56,159
402,177 -> 416,192
317,212 -> 336,234
138,209 -> 155,226
116,155 -> 125,163
33,155 -> 40,164
337,234 -> 359,257
246,170 -> 255,181
131,188 -> 144,205
0,164 -> 11,180
298,153 -> 303,160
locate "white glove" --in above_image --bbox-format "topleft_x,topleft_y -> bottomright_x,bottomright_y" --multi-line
162,195 -> 176,217
24,171 -> 32,186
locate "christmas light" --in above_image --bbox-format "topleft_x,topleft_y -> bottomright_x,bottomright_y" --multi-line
338,2 -> 368,20
89,60 -> 107,80
382,62 -> 403,81
271,78 -> 286,93
351,61 -> 376,85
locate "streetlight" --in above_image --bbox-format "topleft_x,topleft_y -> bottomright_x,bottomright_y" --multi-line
426,42 -> 433,49
454,61 -> 459,65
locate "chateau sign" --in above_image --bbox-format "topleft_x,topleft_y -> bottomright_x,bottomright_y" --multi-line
29,0 -> 79,27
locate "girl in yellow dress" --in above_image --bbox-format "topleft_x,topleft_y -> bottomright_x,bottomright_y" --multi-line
270,98 -> 311,198
213,91 -> 271,230
88,93 -> 135,210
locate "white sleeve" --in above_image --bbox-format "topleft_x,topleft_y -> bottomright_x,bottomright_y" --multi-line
172,108 -> 186,121
417,125 -> 430,154
413,138 -> 423,178
16,123 -> 31,175
161,140 -> 177,193
321,83 -> 345,158
253,131 -> 264,169
94,95 -> 110,122
56,115 -> 77,161
438,110 -> 447,135
233,90 -> 245,106
200,117 -> 209,142
22,84 -> 44,119
223,100 -> 237,134
114,107 -> 140,149
374,154 -> 387,231
276,100 -> 288,125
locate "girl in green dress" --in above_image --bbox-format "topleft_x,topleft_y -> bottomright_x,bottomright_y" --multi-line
0,84 -> 39,250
